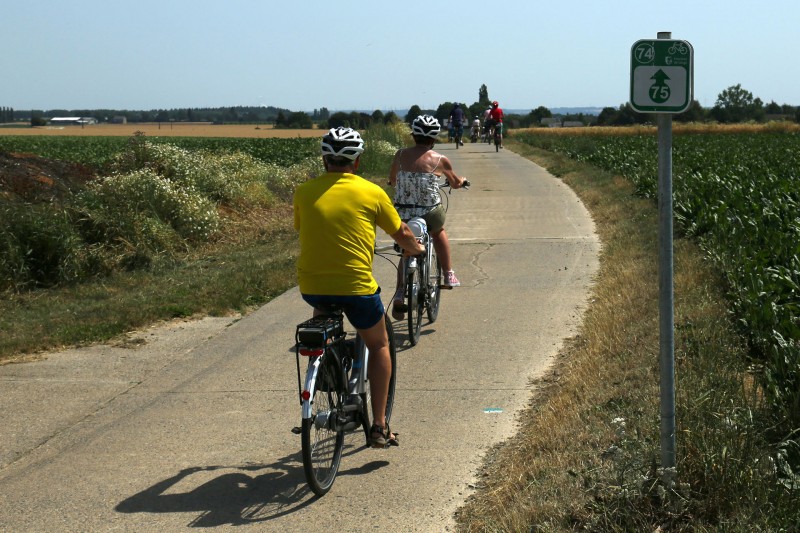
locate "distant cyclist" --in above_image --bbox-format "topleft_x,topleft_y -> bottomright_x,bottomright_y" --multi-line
449,103 -> 465,146
489,100 -> 505,148
470,115 -> 481,141
388,115 -> 468,319
482,106 -> 494,143
293,127 -> 423,447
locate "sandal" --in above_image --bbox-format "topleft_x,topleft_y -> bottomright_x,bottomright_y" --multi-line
369,423 -> 399,448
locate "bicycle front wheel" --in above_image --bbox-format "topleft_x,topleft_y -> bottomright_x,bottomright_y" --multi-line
301,354 -> 345,496
406,268 -> 423,346
426,250 -> 442,322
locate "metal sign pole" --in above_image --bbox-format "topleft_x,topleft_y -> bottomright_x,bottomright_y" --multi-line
656,31 -> 676,470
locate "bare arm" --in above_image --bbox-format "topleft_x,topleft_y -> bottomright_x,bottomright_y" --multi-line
439,156 -> 466,189
390,222 -> 425,256
388,150 -> 402,186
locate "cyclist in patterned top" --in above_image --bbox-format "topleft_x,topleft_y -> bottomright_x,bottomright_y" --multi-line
388,115 -> 467,320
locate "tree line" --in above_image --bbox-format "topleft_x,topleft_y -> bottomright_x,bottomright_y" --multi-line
7,83 -> 798,130
402,83 -> 800,129
1,107 -> 15,123
595,84 -> 799,126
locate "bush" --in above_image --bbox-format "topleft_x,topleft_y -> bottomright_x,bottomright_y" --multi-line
77,168 -> 220,266
0,201 -> 88,290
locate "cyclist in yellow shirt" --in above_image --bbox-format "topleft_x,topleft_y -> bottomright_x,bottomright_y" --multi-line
293,127 -> 424,447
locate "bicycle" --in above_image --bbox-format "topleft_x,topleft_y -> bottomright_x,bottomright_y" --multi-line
494,122 -> 502,152
395,180 -> 470,345
293,305 -> 397,496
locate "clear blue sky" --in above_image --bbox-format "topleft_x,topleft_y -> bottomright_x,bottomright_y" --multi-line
2,0 -> 797,112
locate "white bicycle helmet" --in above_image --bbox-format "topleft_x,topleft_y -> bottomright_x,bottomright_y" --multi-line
321,127 -> 365,160
411,115 -> 441,138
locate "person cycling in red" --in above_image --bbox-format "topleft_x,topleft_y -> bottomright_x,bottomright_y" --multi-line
489,101 -> 504,148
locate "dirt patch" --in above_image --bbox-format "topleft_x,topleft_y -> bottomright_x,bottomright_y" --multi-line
0,152 -> 96,203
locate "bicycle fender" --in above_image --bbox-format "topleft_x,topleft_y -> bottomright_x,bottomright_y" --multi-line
302,357 -> 322,419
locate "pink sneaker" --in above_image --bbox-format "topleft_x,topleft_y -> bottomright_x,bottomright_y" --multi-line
444,270 -> 460,288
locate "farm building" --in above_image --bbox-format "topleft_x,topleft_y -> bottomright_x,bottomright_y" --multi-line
49,117 -> 98,125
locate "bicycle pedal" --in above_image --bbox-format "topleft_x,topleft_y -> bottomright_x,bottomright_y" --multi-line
291,426 -> 302,435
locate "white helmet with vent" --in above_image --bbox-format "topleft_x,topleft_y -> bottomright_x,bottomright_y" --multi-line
411,115 -> 441,138
321,127 -> 365,160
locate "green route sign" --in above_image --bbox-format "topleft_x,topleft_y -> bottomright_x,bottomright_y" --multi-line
630,39 -> 693,113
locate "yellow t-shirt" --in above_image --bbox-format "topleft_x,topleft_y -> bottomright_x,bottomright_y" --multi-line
293,172 -> 402,295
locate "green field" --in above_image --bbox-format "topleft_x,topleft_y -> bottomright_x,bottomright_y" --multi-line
513,128 -> 800,429
0,135 -> 319,168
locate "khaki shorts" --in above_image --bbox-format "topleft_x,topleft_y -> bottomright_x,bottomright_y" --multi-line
419,204 -> 446,234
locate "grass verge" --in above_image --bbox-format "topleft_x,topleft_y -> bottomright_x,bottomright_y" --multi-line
0,208 -> 298,360
454,140 -> 799,530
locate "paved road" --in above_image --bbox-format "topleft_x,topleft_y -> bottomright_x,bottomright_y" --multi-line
0,141 -> 600,532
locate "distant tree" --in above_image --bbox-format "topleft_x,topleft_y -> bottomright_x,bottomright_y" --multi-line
528,106 -> 552,127
283,111 -> 312,128
597,103 -> 649,126
318,107 -> 330,121
328,111 -> 350,128
674,99 -> 706,123
710,84 -> 764,123
275,111 -> 287,127
596,107 -> 617,126
478,84 -> 490,105
468,102 -> 486,120
765,100 -> 782,114
405,105 -> 422,124
434,102 -> 454,123
383,111 -> 400,124
371,109 -> 385,123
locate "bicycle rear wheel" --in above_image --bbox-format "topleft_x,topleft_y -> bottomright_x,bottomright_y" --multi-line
301,353 -> 345,496
406,268 -> 423,346
359,314 -> 397,442
426,250 -> 442,322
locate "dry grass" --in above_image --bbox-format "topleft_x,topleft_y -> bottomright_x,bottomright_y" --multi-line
454,141 -> 772,531
454,145 -> 661,530
3,123 -> 322,138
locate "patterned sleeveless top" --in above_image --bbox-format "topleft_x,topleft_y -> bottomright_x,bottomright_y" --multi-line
393,153 -> 443,220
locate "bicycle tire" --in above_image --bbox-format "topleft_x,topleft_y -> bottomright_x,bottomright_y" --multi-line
406,268 -> 423,346
426,250 -> 442,322
301,352 -> 345,496
359,314 -> 397,442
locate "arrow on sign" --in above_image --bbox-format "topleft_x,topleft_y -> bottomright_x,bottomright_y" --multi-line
649,69 -> 671,103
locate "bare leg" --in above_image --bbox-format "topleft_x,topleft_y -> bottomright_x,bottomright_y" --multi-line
431,228 -> 452,272
357,317 -> 395,436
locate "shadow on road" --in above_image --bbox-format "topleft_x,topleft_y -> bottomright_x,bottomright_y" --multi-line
115,442 -> 389,527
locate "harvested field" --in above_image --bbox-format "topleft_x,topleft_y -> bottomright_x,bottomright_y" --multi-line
1,123 -> 321,138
